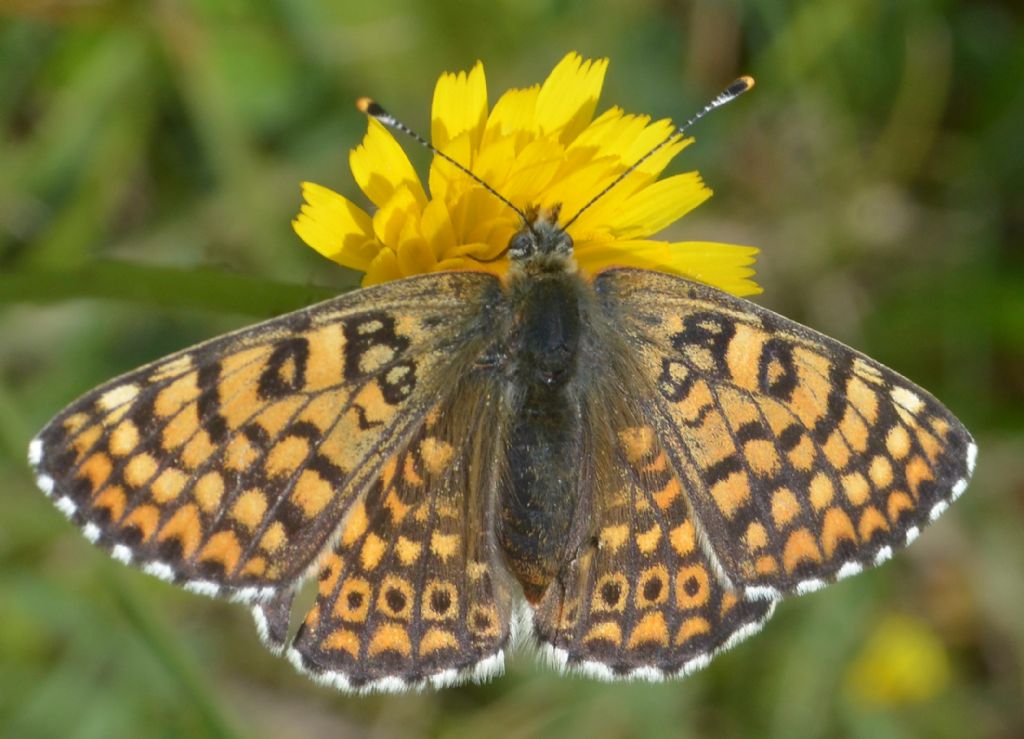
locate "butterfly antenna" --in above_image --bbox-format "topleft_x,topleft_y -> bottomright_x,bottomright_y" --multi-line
356,97 -> 530,224
562,75 -> 755,231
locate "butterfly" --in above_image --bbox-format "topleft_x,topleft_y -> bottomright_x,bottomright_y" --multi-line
29,77 -> 976,694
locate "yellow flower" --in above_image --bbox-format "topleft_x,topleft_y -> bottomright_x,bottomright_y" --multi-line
844,613 -> 951,707
293,52 -> 760,296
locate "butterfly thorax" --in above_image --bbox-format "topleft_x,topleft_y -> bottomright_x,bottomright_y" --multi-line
497,219 -> 586,603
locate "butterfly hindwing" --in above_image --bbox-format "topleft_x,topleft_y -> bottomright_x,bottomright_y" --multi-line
531,399 -> 776,679
594,268 -> 976,598
30,272 -> 503,603
287,372 -> 516,692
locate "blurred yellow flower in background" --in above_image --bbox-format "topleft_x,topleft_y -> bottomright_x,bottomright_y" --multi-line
293,52 -> 760,295
845,613 -> 952,707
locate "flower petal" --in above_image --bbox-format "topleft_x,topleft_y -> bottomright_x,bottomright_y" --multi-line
396,228 -> 436,277
432,61 -> 488,155
349,119 -> 427,209
577,240 -> 761,296
372,185 -> 422,249
292,182 -> 377,271
420,198 -> 457,260
427,131 -> 474,204
536,52 -> 608,144
482,85 -> 540,150
603,172 -> 712,239
363,247 -> 402,286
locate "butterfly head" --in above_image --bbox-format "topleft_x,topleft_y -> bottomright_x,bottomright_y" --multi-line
508,205 -> 574,271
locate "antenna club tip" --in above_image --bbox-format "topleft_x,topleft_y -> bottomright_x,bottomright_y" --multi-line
739,75 -> 755,90
355,97 -> 376,114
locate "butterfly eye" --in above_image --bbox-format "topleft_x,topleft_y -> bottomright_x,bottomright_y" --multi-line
553,230 -> 573,255
508,229 -> 538,260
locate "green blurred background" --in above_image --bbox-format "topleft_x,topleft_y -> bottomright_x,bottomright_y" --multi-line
1,1 -> 1022,737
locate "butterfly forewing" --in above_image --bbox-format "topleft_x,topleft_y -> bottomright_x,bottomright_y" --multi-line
30,272 -> 503,603
595,268 -> 976,598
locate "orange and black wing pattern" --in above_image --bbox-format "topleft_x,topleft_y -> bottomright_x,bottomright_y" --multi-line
595,268 -> 976,599
29,273 -> 501,604
531,401 -> 775,679
286,372 -> 516,692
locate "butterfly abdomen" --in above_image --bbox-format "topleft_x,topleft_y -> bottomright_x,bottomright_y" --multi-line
498,272 -> 585,602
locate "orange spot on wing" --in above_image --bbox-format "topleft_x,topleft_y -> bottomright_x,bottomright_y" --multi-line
822,431 -> 851,470
755,554 -> 778,575
653,477 -> 681,510
72,423 -> 103,459
857,505 -> 889,541
869,455 -> 894,489
368,624 -> 412,657
635,523 -> 661,554
905,455 -> 934,499
395,536 -> 422,565
809,472 -> 835,510
839,408 -> 870,453
194,472 -> 225,512
154,373 -> 199,418
783,527 -> 822,573
122,504 -> 160,542
627,611 -> 669,648
886,425 -> 911,459
109,420 -> 139,457
675,616 -> 711,645
359,533 -> 387,570
231,489 -> 268,531
241,556 -> 266,577
430,532 -> 459,561
788,434 -> 816,471
677,378 -> 714,423
324,628 -> 360,657
789,384 -> 825,429
79,452 -> 113,489
254,397 -> 305,438
842,472 -> 870,506
224,434 -> 258,472
886,490 -> 914,523
669,521 -> 696,557
419,627 -> 458,655
198,531 -> 242,573
847,376 -> 879,423
291,469 -> 334,518
675,565 -> 710,609
94,485 -> 127,521
711,470 -> 750,518
151,467 -> 188,503
161,404 -> 199,452
745,522 -> 768,552
745,439 -> 780,477
334,577 -> 371,622
63,412 -> 90,435
156,504 -> 203,558
583,621 -> 623,646
181,429 -> 216,470
340,502 -> 368,546
916,427 -> 942,463
725,324 -> 767,390
420,437 -> 455,475
618,426 -> 656,462
265,436 -> 311,478
821,507 -> 857,558
124,454 -> 158,489
771,487 -> 801,528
